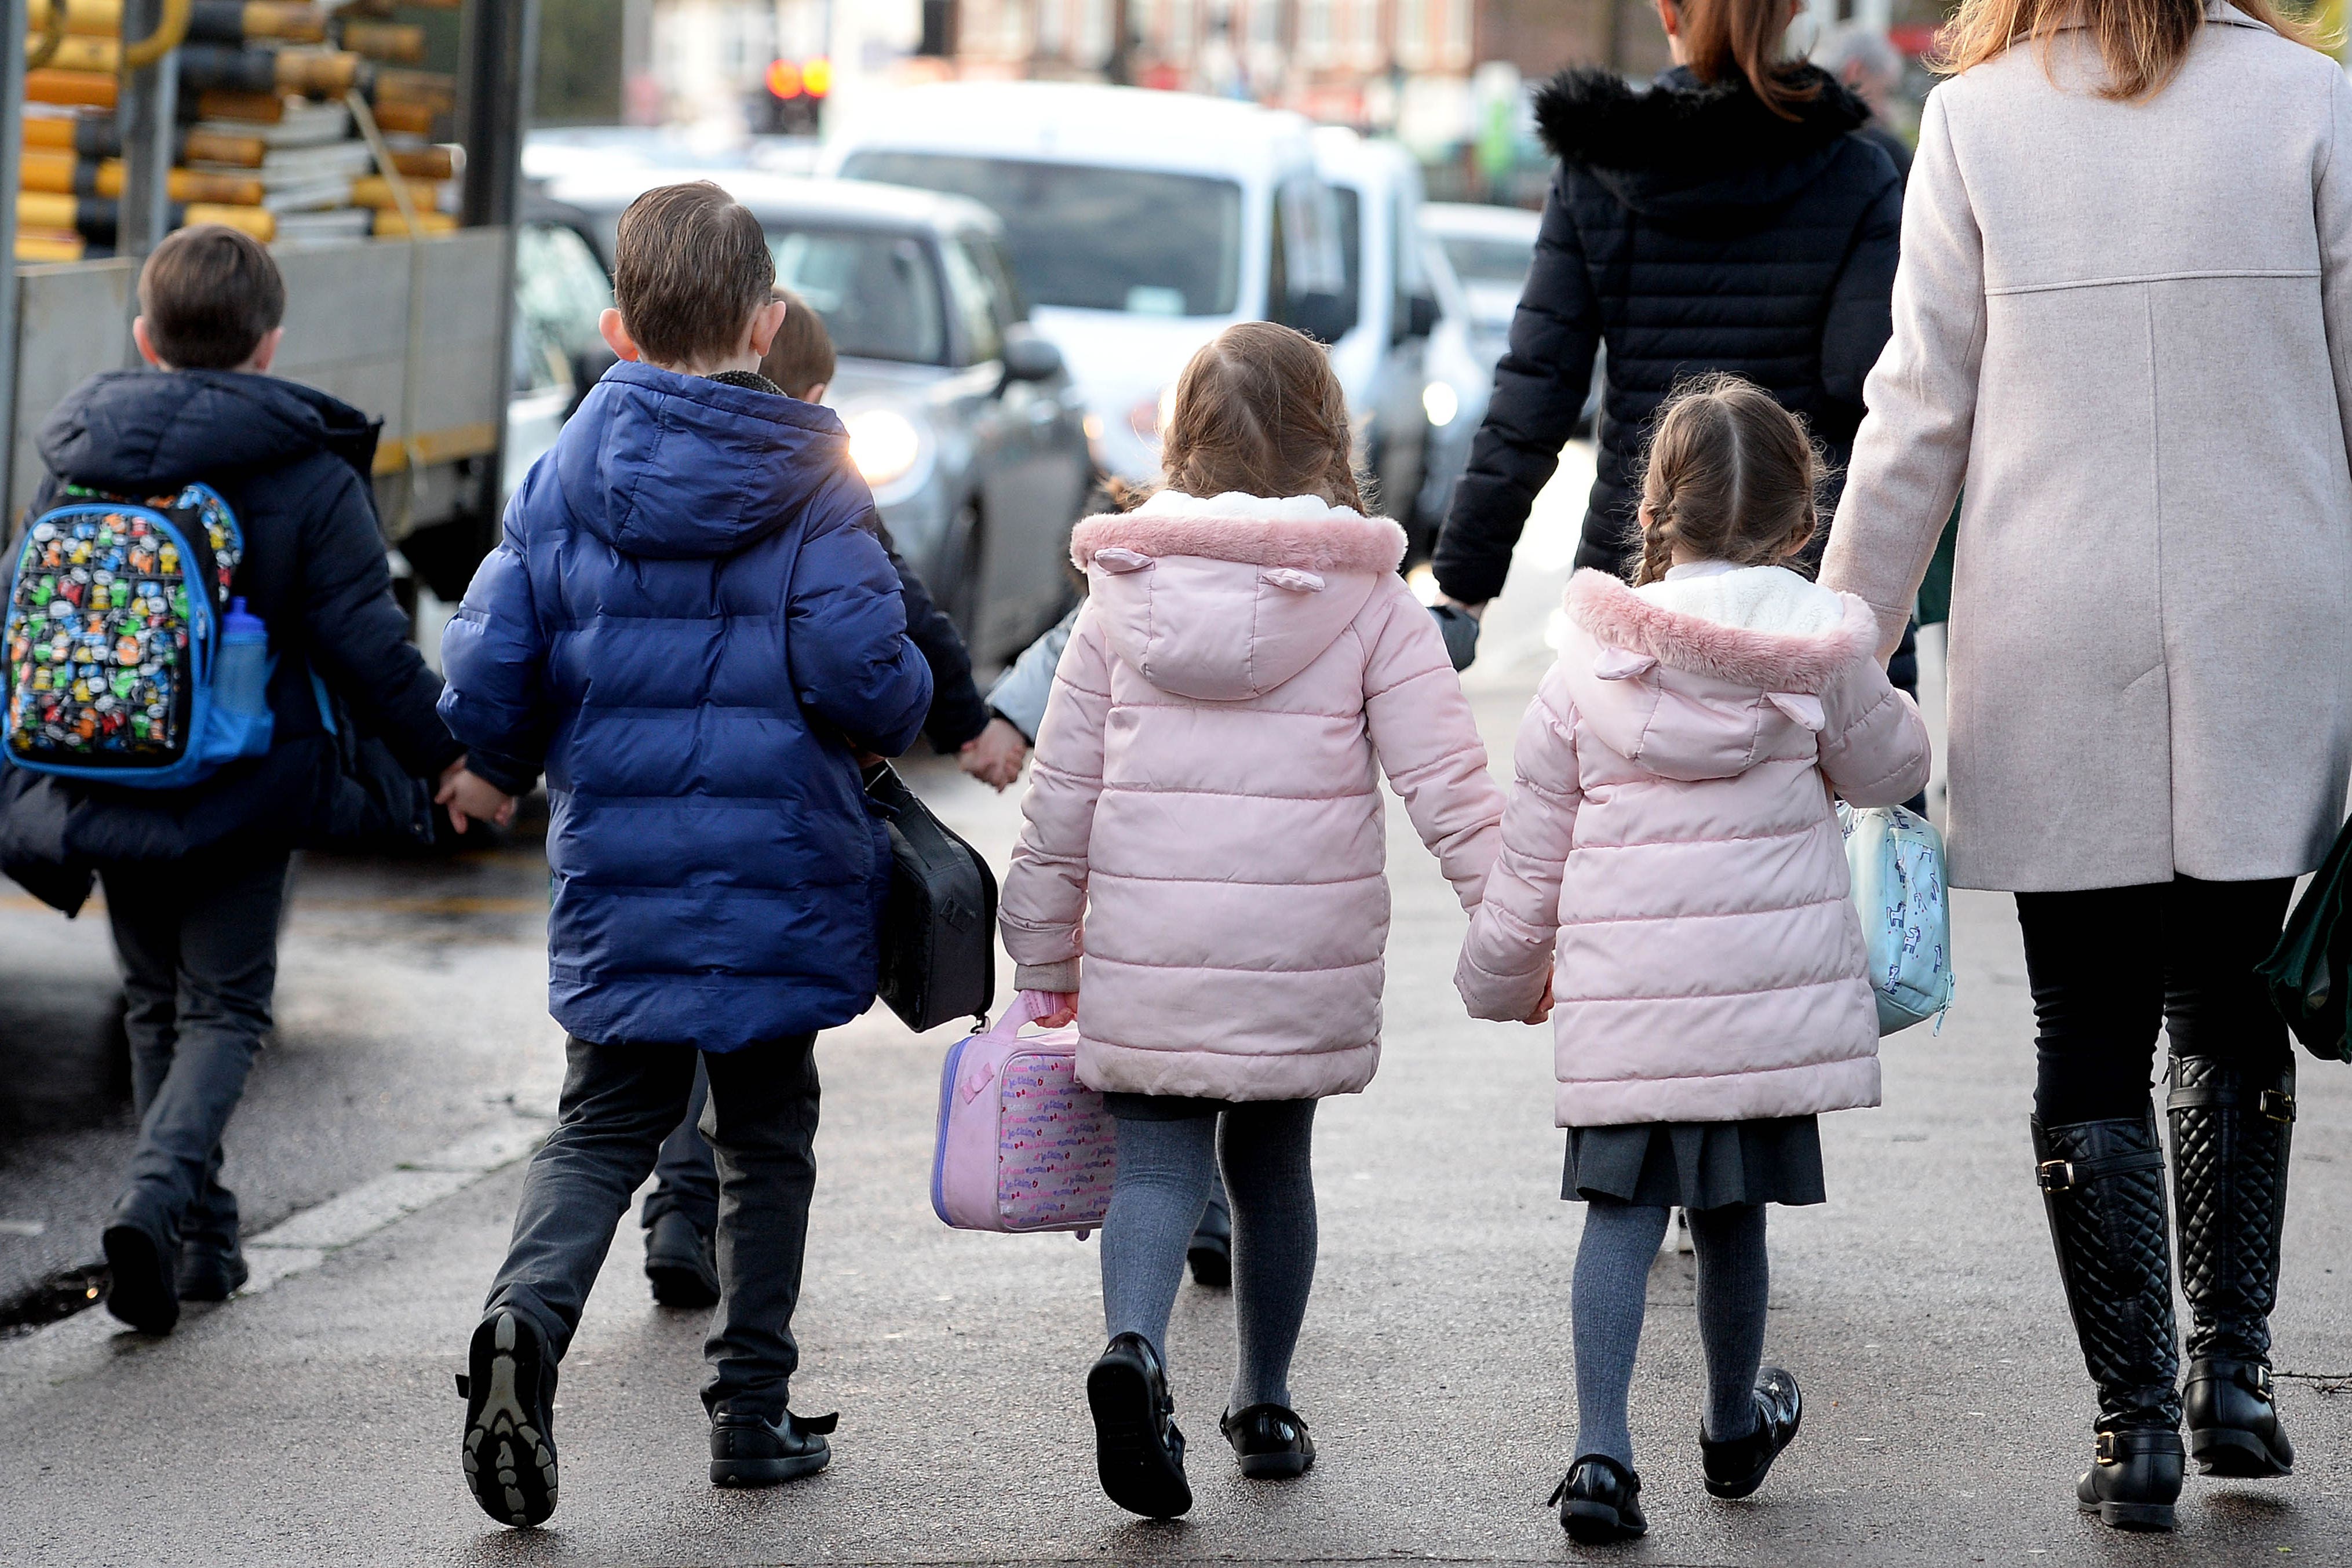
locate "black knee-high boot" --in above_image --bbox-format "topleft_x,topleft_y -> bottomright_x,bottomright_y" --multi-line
2032,1111 -> 2184,1531
2168,1055 -> 2296,1478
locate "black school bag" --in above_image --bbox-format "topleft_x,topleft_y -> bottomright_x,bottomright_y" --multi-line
863,761 -> 997,1032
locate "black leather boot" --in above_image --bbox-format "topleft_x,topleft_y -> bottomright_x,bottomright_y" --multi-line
2169,1055 -> 2296,1478
2032,1113 -> 2184,1531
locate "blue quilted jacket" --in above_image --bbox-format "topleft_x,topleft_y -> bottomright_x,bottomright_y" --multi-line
439,362 -> 932,1050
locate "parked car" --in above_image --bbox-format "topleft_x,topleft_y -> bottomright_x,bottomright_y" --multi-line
1312,126 -> 1442,528
1414,201 -> 1595,557
539,169 -> 1092,662
505,196 -> 618,499
823,81 -> 1351,484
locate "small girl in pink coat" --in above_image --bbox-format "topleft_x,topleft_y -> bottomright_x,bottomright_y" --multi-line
1457,375 -> 1932,1545
1000,322 -> 1505,1519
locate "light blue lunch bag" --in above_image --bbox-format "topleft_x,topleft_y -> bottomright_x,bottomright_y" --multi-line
1837,803 -> 1955,1034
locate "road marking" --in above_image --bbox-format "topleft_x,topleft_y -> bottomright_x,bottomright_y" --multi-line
0,1220 -> 46,1237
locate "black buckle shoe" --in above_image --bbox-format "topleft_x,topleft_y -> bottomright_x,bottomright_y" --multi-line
102,1217 -> 179,1335
460,1309 -> 560,1529
1220,1402 -> 1315,1479
1546,1454 -> 1646,1544
175,1238 -> 249,1303
710,1409 -> 837,1487
644,1210 -> 721,1310
2077,1422 -> 2185,1531
1086,1332 -> 1192,1518
1700,1366 -> 1803,1500
2185,1356 -> 2293,1477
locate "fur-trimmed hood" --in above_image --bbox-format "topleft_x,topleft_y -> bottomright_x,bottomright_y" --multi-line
1534,65 -> 1876,227
1071,491 -> 1409,701
1560,566 -> 1881,782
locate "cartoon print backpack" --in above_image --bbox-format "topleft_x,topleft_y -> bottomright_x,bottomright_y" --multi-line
932,991 -> 1117,1237
3,482 -> 275,788
1837,801 -> 1955,1034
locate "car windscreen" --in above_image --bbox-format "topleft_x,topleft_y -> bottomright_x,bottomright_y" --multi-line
839,152 -> 1243,318
1437,234 -> 1533,330
768,227 -> 947,364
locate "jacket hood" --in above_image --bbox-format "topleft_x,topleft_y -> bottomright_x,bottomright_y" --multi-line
1561,566 -> 1879,781
37,367 -> 380,491
1534,65 -> 1874,229
552,360 -> 855,560
1069,492 -> 1406,701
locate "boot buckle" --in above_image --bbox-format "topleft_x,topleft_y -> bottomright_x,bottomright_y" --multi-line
2037,1158 -> 2076,1191
2094,1430 -> 2119,1465
2260,1089 -> 2296,1124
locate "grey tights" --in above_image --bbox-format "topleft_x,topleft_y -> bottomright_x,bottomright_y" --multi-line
1100,1102 -> 1317,1412
1571,1200 -> 1771,1468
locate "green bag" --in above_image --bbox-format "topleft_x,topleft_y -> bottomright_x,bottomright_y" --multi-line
2256,814 -> 2352,1063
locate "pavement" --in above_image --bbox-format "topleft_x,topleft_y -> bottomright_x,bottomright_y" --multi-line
4,451 -> 2351,1567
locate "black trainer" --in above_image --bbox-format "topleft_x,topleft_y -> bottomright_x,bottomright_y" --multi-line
102,1219 -> 178,1335
176,1238 -> 249,1303
1220,1402 -> 1315,1478
1187,1199 -> 1232,1289
1086,1332 -> 1192,1518
1548,1454 -> 1646,1544
1700,1366 -> 1803,1500
710,1409 -> 836,1487
460,1309 -> 560,1529
644,1210 -> 721,1310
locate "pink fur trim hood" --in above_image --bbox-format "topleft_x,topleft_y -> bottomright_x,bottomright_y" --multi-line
1071,490 -> 1409,575
1565,568 -> 1880,694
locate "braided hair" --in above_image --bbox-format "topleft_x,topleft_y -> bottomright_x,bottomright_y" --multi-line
1135,320 -> 1366,512
1629,373 -> 1824,585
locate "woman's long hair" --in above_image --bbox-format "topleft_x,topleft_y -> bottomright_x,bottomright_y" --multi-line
1673,0 -> 1822,119
1939,0 -> 2323,100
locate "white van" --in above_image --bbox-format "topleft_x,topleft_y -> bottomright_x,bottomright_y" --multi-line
823,82 -> 1350,483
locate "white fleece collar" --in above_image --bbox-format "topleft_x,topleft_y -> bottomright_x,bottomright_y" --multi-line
1634,563 -> 1846,639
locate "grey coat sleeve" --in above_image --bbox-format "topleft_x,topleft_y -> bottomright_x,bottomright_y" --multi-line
984,600 -> 1081,742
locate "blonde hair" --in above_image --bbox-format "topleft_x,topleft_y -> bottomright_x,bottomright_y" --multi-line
1631,374 -> 1822,586
1938,0 -> 2323,101
1142,320 -> 1365,512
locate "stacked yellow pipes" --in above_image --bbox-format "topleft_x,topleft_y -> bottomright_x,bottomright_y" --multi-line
18,0 -> 463,259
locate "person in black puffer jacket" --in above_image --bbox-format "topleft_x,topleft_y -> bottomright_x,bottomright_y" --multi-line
1432,9 -> 1903,616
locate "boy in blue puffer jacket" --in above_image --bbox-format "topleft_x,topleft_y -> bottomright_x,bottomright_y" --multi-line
439,181 -> 931,1529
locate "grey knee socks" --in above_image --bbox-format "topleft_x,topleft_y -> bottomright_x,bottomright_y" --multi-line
1571,1200 -> 1773,1467
1098,1103 -> 1319,1412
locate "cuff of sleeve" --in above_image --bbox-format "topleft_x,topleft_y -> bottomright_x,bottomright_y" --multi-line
1015,959 -> 1080,994
465,749 -> 539,798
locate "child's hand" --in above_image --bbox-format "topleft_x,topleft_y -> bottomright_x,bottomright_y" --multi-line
958,717 -> 1030,790
436,761 -> 517,834
1524,976 -> 1554,1026
1034,991 -> 1078,1028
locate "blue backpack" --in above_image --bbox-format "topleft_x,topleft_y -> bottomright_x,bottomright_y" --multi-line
3,482 -> 275,789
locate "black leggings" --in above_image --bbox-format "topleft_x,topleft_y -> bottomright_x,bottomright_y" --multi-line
2015,876 -> 2294,1126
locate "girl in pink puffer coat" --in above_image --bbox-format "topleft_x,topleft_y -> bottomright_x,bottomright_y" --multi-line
1000,323 -> 1504,1519
1456,377 -> 1931,1545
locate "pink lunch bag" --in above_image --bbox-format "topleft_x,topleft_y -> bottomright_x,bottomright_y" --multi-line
931,990 -> 1117,1235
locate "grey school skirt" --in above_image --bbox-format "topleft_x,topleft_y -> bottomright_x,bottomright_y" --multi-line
1564,1117 -> 1826,1209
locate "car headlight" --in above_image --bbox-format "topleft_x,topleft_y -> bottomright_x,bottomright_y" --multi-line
847,408 -> 925,490
1423,380 -> 1460,428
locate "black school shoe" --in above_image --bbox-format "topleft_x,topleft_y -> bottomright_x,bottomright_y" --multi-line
1700,1366 -> 1803,1500
1221,1402 -> 1315,1478
1548,1454 -> 1647,1544
102,1218 -> 178,1334
710,1409 -> 837,1487
458,1309 -> 560,1529
176,1238 -> 250,1302
1086,1332 -> 1192,1518
1187,1202 -> 1232,1289
644,1210 -> 721,1309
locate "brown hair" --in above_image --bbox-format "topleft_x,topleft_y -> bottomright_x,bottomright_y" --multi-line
759,286 -> 836,400
612,181 -> 774,369
1938,0 -> 2322,100
1152,320 -> 1363,511
1631,373 -> 1821,586
1671,0 -> 1821,120
137,223 -> 285,369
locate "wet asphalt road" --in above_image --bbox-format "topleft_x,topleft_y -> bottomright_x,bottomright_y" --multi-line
4,455 -> 2351,1566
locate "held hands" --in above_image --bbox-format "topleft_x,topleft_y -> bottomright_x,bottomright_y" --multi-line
958,717 -> 1030,791
1034,991 -> 1078,1029
435,760 -> 517,834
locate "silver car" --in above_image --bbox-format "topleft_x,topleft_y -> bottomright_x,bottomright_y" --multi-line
538,170 -> 1093,662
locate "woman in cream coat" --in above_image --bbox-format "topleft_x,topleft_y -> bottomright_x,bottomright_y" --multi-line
1823,0 -> 2346,1532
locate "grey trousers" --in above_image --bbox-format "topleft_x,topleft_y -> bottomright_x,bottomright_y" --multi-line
101,848 -> 291,1251
643,1056 -> 720,1236
484,1033 -> 821,1420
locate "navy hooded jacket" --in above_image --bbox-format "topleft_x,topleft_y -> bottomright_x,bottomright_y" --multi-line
439,361 -> 932,1052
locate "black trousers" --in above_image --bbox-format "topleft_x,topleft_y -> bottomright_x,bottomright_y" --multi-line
101,847 -> 292,1248
2015,876 -> 2293,1126
486,1033 -> 821,1421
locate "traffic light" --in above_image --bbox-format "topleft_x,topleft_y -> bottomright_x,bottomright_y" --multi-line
756,56 -> 829,135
